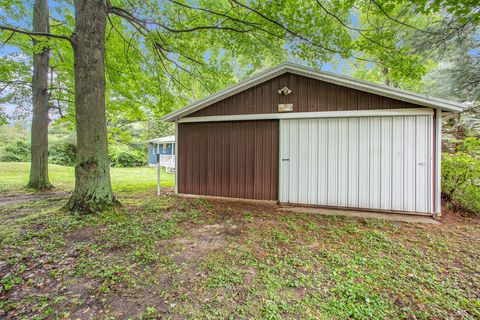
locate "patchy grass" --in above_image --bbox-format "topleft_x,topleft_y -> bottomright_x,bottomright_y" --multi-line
0,165 -> 479,318
0,162 -> 174,193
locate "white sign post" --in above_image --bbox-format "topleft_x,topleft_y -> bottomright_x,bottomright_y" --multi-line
157,153 -> 161,195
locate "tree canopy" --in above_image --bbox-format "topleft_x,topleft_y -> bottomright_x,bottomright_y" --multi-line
1,0 -> 478,121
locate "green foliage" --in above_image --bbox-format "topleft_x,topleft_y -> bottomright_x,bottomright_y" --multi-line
413,0 -> 480,23
442,136 -> 480,214
0,135 -> 78,166
0,56 -> 32,120
201,252 -> 243,288
0,107 -> 7,125
0,122 -> 29,144
109,148 -> 146,167
352,1 -> 437,89
0,273 -> 22,293
48,141 -> 77,166
0,140 -> 30,162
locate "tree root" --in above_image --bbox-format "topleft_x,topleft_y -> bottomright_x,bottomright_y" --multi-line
65,193 -> 121,215
27,180 -> 54,190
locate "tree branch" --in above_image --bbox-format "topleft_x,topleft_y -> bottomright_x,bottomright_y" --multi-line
49,87 -> 75,95
369,0 -> 441,35
0,25 -> 71,42
108,6 -> 252,33
315,0 -> 398,52
0,79 -> 31,87
49,102 -> 65,118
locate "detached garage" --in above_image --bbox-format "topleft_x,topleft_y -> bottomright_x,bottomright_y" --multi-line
163,63 -> 464,216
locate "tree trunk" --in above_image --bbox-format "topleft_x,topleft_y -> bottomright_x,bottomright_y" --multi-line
28,0 -> 52,189
66,0 -> 117,214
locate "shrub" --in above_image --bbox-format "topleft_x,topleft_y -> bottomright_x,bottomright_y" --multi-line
49,142 -> 77,166
0,140 -> 30,162
442,137 -> 480,214
110,150 -> 146,167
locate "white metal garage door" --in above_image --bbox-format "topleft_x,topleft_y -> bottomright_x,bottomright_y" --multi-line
279,115 -> 433,214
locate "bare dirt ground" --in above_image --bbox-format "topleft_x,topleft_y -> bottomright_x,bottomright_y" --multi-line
0,191 -> 69,207
1,191 -> 479,319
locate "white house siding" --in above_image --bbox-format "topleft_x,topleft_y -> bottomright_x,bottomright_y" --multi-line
279,115 -> 433,214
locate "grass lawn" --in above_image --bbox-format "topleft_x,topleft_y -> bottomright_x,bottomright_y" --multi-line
0,163 -> 479,319
0,162 -> 174,193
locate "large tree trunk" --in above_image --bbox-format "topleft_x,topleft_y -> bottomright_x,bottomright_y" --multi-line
66,0 -> 117,214
28,0 -> 52,189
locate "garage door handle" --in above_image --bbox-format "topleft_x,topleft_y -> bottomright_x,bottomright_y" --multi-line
282,158 -> 290,161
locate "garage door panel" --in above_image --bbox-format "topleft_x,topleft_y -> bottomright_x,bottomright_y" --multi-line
289,120 -> 298,202
403,117 -> 416,211
369,117 -> 381,209
358,118 -> 370,208
380,117 -> 392,210
347,118 -> 359,208
327,119 -> 339,206
279,120 -> 289,202
298,119 -> 309,204
338,118 -> 349,207
392,117 -> 405,211
178,120 -> 279,200
317,121 -> 328,205
280,115 -> 433,213
415,115 -> 432,212
308,120 -> 319,205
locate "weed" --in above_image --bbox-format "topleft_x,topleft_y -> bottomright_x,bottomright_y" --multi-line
242,211 -> 254,222
0,274 -> 22,293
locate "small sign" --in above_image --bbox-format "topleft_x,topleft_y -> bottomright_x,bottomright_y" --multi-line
278,103 -> 293,112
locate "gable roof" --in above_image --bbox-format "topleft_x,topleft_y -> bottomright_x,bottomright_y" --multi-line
147,135 -> 175,144
163,62 -> 465,121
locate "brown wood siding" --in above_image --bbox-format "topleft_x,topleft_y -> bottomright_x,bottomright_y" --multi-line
178,120 -> 279,200
190,73 -> 423,117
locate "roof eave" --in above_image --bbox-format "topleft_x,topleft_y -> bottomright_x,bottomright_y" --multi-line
162,63 -> 465,121
162,63 -> 289,122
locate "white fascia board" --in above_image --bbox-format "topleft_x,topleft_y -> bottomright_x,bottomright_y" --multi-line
163,63 -> 464,122
178,108 -> 434,123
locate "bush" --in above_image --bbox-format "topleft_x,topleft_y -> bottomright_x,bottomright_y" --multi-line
442,137 -> 480,214
110,150 -> 146,167
0,140 -> 30,162
49,142 -> 77,166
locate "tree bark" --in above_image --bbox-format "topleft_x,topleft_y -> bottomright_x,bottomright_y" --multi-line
66,0 -> 117,214
28,0 -> 52,189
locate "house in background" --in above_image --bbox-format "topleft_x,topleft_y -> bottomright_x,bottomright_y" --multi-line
163,63 -> 465,216
147,135 -> 176,172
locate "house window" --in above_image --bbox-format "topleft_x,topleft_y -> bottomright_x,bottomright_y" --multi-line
163,143 -> 167,152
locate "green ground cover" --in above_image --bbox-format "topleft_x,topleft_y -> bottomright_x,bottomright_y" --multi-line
0,163 -> 479,319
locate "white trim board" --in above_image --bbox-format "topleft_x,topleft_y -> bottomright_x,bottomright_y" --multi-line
178,108 -> 434,123
163,62 -> 465,121
434,110 -> 442,215
174,120 -> 178,194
